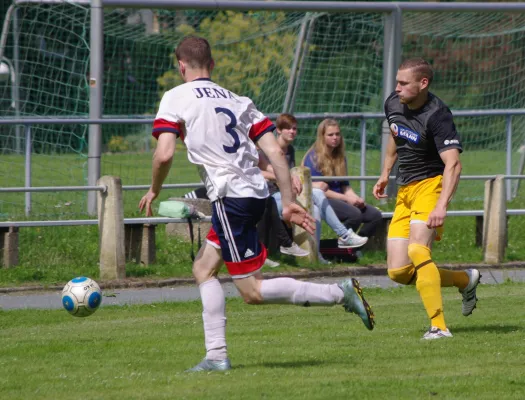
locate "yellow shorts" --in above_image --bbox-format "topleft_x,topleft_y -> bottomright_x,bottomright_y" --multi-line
388,175 -> 444,241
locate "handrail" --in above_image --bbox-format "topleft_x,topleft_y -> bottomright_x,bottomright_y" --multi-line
3,175 -> 525,193
4,210 -> 525,228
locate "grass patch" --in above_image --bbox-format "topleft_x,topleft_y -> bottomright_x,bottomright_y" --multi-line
1,283 -> 524,399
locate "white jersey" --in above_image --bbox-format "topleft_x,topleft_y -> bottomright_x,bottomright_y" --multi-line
152,79 -> 274,202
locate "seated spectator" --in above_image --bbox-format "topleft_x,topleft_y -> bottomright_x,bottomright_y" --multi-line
259,114 -> 366,264
302,118 -> 382,240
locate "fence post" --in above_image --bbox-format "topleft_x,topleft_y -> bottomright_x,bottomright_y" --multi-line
24,125 -> 31,216
97,176 -> 126,280
88,0 -> 104,216
1,226 -> 19,268
359,119 -> 367,200
381,8 -> 402,202
483,175 -> 506,264
291,166 -> 318,263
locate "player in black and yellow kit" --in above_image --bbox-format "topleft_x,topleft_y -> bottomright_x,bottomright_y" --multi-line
373,58 -> 481,340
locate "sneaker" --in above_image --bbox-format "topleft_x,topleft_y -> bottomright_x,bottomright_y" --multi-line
422,327 -> 453,340
264,258 -> 280,268
459,269 -> 481,316
338,230 -> 368,249
280,242 -> 310,257
186,358 -> 231,372
317,254 -> 332,265
339,278 -> 375,330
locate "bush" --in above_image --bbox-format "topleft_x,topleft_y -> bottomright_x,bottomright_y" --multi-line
107,136 -> 130,152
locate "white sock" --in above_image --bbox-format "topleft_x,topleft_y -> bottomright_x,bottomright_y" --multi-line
340,228 -> 356,239
199,278 -> 227,361
260,278 -> 344,306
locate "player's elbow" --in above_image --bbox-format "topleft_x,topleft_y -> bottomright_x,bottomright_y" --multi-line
448,159 -> 462,175
154,148 -> 174,165
263,145 -> 284,162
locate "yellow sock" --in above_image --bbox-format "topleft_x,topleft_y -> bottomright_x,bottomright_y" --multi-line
408,243 -> 447,331
438,269 -> 469,289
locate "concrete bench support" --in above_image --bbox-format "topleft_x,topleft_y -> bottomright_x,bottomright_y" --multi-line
483,175 -> 507,264
97,176 -> 126,280
125,224 -> 156,265
291,166 -> 318,263
364,216 -> 391,252
1,226 -> 19,268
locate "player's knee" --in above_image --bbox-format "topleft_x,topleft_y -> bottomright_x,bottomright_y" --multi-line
240,289 -> 263,305
192,260 -> 215,284
388,264 -> 416,285
407,243 -> 431,265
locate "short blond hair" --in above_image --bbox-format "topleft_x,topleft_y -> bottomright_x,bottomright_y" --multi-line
399,58 -> 434,85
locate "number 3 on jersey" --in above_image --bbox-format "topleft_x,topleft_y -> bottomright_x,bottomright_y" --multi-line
215,107 -> 240,154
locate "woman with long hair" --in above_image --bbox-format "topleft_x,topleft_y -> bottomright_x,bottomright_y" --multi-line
302,119 -> 382,241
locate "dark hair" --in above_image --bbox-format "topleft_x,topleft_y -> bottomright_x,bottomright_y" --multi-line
175,36 -> 213,69
399,58 -> 434,85
276,113 -> 297,131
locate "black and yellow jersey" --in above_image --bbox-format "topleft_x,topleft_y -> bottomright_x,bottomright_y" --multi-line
384,92 -> 463,186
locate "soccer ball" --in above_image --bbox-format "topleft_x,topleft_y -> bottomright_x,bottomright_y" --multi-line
61,277 -> 102,317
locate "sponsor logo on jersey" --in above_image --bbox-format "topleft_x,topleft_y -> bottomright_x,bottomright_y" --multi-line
391,123 -> 420,144
390,123 -> 399,136
444,139 -> 459,145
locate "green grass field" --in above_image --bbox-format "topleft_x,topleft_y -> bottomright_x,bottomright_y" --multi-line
1,149 -> 525,287
1,283 -> 524,399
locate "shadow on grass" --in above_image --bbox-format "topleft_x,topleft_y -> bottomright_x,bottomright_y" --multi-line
256,360 -> 326,369
452,324 -> 521,334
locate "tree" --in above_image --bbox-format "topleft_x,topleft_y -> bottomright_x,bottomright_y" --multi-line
157,11 -> 297,109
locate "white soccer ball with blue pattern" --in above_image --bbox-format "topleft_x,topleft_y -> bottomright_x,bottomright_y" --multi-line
61,277 -> 102,317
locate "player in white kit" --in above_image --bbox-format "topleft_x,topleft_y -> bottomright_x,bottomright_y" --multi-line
139,36 -> 375,372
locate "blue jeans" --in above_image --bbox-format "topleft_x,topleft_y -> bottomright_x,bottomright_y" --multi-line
311,188 -> 348,237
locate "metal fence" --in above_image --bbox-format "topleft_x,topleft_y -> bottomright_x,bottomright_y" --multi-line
1,177 -> 525,229
2,111 -> 525,216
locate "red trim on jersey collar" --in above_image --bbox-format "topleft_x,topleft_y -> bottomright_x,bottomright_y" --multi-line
249,118 -> 275,141
152,119 -> 184,141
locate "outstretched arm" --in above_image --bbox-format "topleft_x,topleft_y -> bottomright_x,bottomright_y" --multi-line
139,133 -> 176,216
